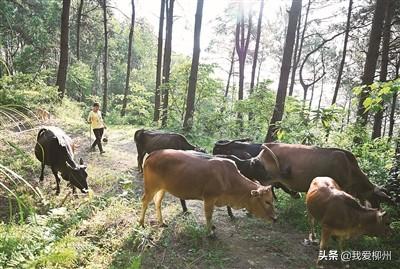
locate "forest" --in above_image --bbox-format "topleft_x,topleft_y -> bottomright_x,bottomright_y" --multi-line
1,0 -> 400,268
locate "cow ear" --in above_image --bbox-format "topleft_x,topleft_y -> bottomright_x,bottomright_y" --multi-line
79,158 -> 84,165
251,190 -> 260,197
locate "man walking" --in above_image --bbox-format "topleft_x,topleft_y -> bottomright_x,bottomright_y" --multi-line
88,102 -> 106,154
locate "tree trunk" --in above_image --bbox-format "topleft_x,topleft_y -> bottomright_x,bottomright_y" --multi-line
288,0 -> 310,97
249,0 -> 264,121
235,4 -> 252,129
332,0 -> 352,105
76,0 -> 84,61
183,0 -> 204,131
308,65 -> 316,111
265,0 -> 302,142
225,45 -> 235,97
56,0 -> 71,99
101,0 -> 108,117
388,60 -> 400,138
121,0 -> 135,117
161,0 -> 175,127
153,0 -> 166,122
317,76 -> 324,111
250,0 -> 264,93
371,0 -> 394,138
356,0 -> 388,125
389,93 -> 397,138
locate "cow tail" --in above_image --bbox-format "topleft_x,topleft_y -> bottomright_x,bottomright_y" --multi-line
134,129 -> 144,145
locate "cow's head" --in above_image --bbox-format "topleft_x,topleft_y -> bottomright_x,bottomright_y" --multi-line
64,158 -> 89,193
256,144 -> 281,180
364,211 -> 392,237
248,185 -> 277,222
250,158 -> 272,183
364,186 -> 394,208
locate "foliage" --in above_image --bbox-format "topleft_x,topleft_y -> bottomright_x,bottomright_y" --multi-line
0,73 -> 58,109
353,78 -> 400,112
66,61 -> 94,101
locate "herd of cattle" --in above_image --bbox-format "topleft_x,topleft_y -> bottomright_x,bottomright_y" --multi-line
35,126 -> 395,265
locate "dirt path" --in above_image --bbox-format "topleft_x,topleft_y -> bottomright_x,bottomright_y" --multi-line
33,126 -> 318,269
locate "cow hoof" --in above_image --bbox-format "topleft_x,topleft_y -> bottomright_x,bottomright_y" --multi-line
182,210 -> 190,216
39,177 -> 44,182
207,232 -> 217,240
302,239 -> 314,247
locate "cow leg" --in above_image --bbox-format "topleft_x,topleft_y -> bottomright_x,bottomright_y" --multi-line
317,227 -> 332,266
204,199 -> 216,238
271,187 -> 278,200
39,162 -> 45,181
308,215 -> 318,244
180,199 -> 188,214
139,191 -> 155,227
275,183 -> 300,199
227,206 -> 234,219
72,185 -> 76,194
154,190 -> 167,227
51,167 -> 61,195
136,147 -> 145,172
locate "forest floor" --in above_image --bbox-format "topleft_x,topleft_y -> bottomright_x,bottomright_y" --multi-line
26,124 -> 320,269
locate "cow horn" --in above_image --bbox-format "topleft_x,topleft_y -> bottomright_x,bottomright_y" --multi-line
66,161 -> 79,171
261,144 -> 281,171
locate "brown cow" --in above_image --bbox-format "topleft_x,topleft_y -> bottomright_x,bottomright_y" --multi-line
139,149 -> 277,236
306,177 -> 391,265
256,143 -> 392,208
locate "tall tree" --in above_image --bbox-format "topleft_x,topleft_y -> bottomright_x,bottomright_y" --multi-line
288,0 -> 311,97
153,0 -> 166,122
56,0 -> 72,99
371,0 -> 394,138
332,0 -> 353,105
183,0 -> 204,131
356,0 -> 388,125
389,60 -> 400,138
121,0 -> 135,117
225,45 -> 236,97
101,0 -> 108,116
235,3 -> 252,127
76,0 -> 84,61
161,0 -> 175,127
265,0 -> 302,142
250,0 -> 264,93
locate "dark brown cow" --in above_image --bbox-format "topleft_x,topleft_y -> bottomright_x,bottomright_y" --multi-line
306,177 -> 391,265
134,129 -> 205,172
35,127 -> 89,195
257,143 -> 392,208
139,149 -> 277,236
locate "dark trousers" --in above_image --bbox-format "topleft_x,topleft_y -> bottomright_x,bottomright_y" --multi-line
91,128 -> 104,152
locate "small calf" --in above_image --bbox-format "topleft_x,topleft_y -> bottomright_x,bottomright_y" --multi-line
306,177 -> 392,265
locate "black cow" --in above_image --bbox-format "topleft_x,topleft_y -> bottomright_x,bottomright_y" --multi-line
134,129 -> 206,172
35,127 -> 89,195
212,139 -> 299,200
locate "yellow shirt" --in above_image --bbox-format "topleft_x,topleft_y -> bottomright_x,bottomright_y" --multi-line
88,110 -> 104,129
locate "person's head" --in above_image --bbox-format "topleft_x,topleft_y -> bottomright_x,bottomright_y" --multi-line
92,102 -> 100,112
